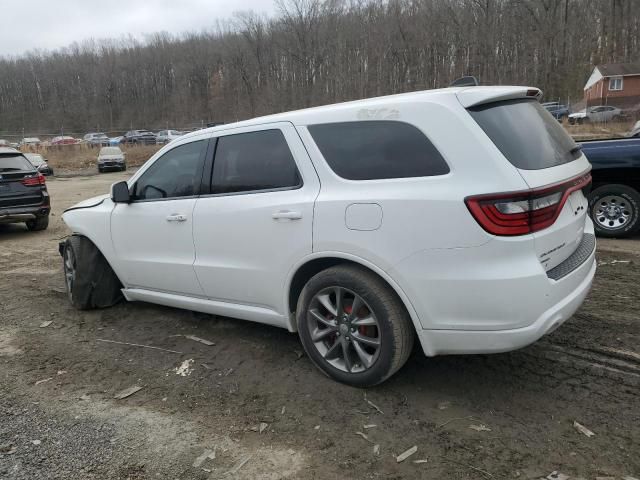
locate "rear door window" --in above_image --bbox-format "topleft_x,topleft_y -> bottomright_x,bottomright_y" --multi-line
468,99 -> 579,170
308,121 -> 449,180
211,129 -> 301,194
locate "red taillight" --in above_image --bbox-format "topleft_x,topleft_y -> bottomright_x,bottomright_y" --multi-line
21,173 -> 46,186
465,173 -> 592,236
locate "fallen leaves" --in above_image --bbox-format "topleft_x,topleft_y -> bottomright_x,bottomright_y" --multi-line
573,421 -> 595,438
114,385 -> 143,400
396,445 -> 417,463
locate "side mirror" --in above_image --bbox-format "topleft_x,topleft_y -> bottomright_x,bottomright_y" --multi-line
111,181 -> 131,203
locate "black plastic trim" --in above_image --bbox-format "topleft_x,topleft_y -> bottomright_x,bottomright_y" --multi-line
546,233 -> 596,281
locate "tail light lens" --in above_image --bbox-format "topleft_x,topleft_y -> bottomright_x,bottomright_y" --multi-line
21,173 -> 46,186
465,172 -> 592,236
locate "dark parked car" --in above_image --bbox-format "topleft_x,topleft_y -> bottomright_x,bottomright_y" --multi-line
544,103 -> 569,121
581,137 -> 640,237
123,130 -> 156,145
0,148 -> 50,231
24,153 -> 54,176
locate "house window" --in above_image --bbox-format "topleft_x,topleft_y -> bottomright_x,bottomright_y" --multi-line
609,77 -> 623,91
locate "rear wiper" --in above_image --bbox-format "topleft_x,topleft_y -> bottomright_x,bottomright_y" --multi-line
570,145 -> 582,155
0,167 -> 22,172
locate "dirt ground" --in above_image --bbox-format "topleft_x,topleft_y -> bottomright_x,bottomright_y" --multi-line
1,171 -> 639,480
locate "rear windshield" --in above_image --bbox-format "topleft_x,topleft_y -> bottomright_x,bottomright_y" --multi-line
0,155 -> 35,172
100,147 -> 122,155
468,99 -> 579,170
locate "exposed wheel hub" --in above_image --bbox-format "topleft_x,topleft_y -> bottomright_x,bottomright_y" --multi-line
605,205 -> 621,218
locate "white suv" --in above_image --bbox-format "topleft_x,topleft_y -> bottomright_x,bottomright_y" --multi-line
60,86 -> 596,386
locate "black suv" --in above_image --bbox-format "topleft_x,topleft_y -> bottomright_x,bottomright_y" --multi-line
123,130 -> 156,145
0,148 -> 50,231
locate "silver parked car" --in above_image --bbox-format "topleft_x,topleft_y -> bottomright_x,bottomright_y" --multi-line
569,105 -> 622,124
84,133 -> 110,147
97,146 -> 126,173
155,130 -> 184,144
24,153 -> 54,176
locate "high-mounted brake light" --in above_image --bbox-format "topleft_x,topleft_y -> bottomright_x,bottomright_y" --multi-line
21,173 -> 46,186
465,172 -> 591,236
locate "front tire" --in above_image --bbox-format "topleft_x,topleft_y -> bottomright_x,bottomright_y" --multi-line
26,215 -> 49,231
62,236 -> 123,309
588,184 -> 640,238
296,265 -> 414,387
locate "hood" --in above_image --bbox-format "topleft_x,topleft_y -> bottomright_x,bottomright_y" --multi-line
569,111 -> 586,119
99,155 -> 124,160
66,193 -> 109,210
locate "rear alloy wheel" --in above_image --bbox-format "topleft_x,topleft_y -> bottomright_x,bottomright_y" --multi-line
297,265 -> 414,387
307,286 -> 382,374
589,184 -> 640,238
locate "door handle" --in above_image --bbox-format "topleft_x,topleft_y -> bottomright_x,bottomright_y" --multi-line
272,210 -> 302,220
166,214 -> 187,222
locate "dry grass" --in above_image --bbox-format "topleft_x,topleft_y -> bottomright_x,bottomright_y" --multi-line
24,144 -> 162,172
564,119 -> 634,140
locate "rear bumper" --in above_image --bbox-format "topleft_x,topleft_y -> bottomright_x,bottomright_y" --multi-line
416,251 -> 596,356
0,204 -> 50,224
99,163 -> 125,171
389,218 -> 597,356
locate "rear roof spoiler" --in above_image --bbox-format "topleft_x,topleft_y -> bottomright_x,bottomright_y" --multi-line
456,86 -> 542,108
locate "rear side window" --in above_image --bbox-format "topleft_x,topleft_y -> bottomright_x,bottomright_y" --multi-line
308,121 -> 449,180
468,99 -> 579,170
212,130 -> 301,194
0,155 -> 35,171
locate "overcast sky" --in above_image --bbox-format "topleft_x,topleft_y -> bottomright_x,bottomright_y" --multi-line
0,0 -> 276,57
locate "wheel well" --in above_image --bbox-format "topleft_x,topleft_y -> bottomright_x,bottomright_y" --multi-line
591,168 -> 640,193
67,233 -> 124,288
288,258 -> 346,313
287,258 -> 412,324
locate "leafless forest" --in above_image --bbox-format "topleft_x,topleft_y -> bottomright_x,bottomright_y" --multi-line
0,0 -> 638,135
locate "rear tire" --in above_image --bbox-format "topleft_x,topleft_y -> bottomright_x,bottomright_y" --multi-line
26,215 -> 49,231
296,265 -> 414,387
62,235 -> 123,310
588,184 -> 640,238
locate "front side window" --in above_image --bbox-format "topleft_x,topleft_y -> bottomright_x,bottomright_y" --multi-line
212,130 -> 301,194
609,77 -> 623,91
133,140 -> 206,201
308,121 -> 449,180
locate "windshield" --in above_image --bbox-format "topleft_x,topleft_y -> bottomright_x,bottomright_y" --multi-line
0,154 -> 35,172
468,99 -> 579,170
100,147 -> 122,155
25,154 -> 45,166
